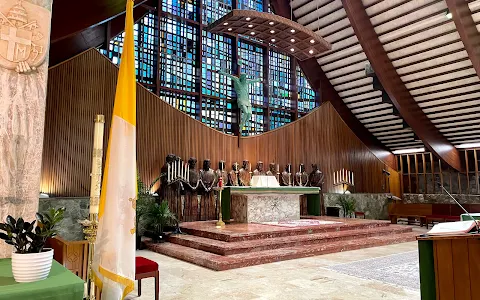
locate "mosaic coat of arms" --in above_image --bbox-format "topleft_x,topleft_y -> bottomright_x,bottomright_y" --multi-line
0,0 -> 51,73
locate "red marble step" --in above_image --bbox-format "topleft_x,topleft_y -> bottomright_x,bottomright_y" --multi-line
148,231 -> 418,271
179,219 -> 391,242
169,225 -> 412,255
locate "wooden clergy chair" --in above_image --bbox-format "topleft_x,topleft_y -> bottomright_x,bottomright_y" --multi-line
136,256 -> 159,300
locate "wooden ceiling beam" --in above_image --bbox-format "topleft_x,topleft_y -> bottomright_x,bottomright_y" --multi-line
341,0 -> 463,172
269,0 -> 396,170
445,0 -> 480,81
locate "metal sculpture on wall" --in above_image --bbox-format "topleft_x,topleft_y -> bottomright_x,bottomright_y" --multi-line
253,161 -> 266,176
199,159 -> 216,220
184,157 -> 200,222
281,164 -> 292,186
219,59 -> 261,132
239,159 -> 252,186
228,162 -> 240,186
295,164 -> 309,187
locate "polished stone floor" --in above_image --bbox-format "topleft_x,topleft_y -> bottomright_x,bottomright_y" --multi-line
126,239 -> 421,300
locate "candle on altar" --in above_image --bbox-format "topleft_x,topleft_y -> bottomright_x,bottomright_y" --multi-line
187,164 -> 190,182
89,115 -> 105,214
352,172 -> 354,185
167,163 -> 171,182
334,171 -> 336,185
276,164 -> 279,173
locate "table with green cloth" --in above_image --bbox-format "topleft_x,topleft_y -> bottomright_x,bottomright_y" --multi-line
0,258 -> 84,300
461,213 -> 480,221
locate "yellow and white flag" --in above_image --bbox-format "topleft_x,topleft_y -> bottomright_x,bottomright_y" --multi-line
92,0 -> 136,299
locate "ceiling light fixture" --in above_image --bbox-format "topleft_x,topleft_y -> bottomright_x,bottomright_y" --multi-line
248,24 -> 253,28
228,28 -> 232,31
250,31 -> 255,35
310,39 -> 315,44
290,38 -> 295,42
456,143 -> 480,149
290,29 -> 295,33
246,17 -> 251,21
223,22 -> 229,25
446,11 -> 452,19
269,21 -> 274,25
271,38 -> 276,42
270,30 -> 275,33
290,48 -> 295,52
392,147 -> 425,155
309,49 -> 314,54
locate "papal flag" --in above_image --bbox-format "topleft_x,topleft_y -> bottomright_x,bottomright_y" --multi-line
92,0 -> 137,299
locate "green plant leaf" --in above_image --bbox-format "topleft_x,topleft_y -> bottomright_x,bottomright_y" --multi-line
6,216 -> 16,227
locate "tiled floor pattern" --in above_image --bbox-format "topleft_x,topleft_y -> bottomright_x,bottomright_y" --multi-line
126,239 -> 421,300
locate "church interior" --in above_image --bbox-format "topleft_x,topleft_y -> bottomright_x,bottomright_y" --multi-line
1,0 -> 480,299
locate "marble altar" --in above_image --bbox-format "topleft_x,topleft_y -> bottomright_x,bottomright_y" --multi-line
229,187 -> 319,223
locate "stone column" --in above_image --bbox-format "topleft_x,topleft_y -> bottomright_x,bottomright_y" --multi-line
0,0 -> 53,257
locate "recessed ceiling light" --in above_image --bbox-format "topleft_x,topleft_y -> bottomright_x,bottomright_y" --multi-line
250,31 -> 255,35
290,29 -> 295,33
310,39 -> 315,44
290,38 -> 295,42
228,28 -> 232,31
270,30 -> 275,33
290,48 -> 294,52
456,143 -> 480,149
392,147 -> 425,155
269,21 -> 274,25
248,24 -> 253,28
223,22 -> 228,26
309,49 -> 314,54
271,38 -> 276,42
246,17 -> 251,21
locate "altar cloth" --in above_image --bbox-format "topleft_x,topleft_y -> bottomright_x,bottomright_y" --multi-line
0,258 -> 84,300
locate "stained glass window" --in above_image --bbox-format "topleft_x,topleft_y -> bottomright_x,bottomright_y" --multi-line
202,31 -> 233,99
160,90 -> 199,119
297,66 -> 317,114
162,0 -> 198,21
202,98 -> 235,133
102,14 -> 157,85
247,106 -> 265,135
238,41 -> 264,106
100,1 -> 322,135
270,109 -> 292,130
203,0 -> 232,25
269,49 -> 291,109
238,0 -> 263,11
159,17 -> 197,92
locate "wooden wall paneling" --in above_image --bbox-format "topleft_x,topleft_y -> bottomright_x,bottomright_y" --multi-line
42,49 -> 399,197
407,155 -> 412,193
422,154 -> 427,194
465,150 -> 470,194
430,153 -> 435,194
451,239 -> 472,299
414,154 -> 419,194
475,149 -> 479,194
434,240 -> 455,300
468,239 -> 480,296
439,160 -> 443,193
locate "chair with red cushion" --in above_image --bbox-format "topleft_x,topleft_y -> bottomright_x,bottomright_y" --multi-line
135,256 -> 159,300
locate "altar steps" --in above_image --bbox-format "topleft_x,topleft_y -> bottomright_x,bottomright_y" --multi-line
178,220 -> 391,242
147,231 -> 418,271
168,225 -> 413,256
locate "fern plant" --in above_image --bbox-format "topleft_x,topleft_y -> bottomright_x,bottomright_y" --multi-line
335,195 -> 356,218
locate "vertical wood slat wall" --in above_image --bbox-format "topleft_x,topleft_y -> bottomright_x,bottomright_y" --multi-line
41,49 -> 399,197
397,150 -> 480,195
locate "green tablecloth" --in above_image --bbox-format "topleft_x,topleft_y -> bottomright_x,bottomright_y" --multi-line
0,258 -> 84,300
461,213 -> 480,221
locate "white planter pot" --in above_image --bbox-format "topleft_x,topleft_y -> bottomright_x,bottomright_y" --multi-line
11,248 -> 54,283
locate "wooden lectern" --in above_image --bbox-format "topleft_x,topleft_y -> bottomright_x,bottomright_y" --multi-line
417,234 -> 480,300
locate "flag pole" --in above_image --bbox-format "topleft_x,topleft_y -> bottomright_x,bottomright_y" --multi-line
84,114 -> 105,300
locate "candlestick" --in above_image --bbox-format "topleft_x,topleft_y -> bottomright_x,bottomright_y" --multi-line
167,163 -> 171,183
187,164 -> 190,182
89,115 -> 105,214
352,172 -> 354,186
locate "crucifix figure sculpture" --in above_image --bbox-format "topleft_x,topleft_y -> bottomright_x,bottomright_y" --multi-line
219,59 -> 262,132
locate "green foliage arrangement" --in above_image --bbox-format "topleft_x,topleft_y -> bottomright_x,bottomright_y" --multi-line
336,195 -> 356,218
0,207 -> 65,254
144,201 -> 177,239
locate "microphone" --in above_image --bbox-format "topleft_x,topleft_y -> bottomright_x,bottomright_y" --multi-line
436,182 -> 479,233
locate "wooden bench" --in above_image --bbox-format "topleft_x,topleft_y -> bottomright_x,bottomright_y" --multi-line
388,203 -> 432,226
425,204 -> 480,228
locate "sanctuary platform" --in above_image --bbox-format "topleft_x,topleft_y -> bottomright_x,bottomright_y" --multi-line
147,217 -> 417,271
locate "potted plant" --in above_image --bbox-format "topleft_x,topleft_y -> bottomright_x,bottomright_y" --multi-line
336,195 -> 356,218
136,176 -> 158,249
144,200 -> 177,242
0,207 -> 65,283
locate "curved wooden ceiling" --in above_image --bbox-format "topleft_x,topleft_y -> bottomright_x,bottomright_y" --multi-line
276,0 -> 480,171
